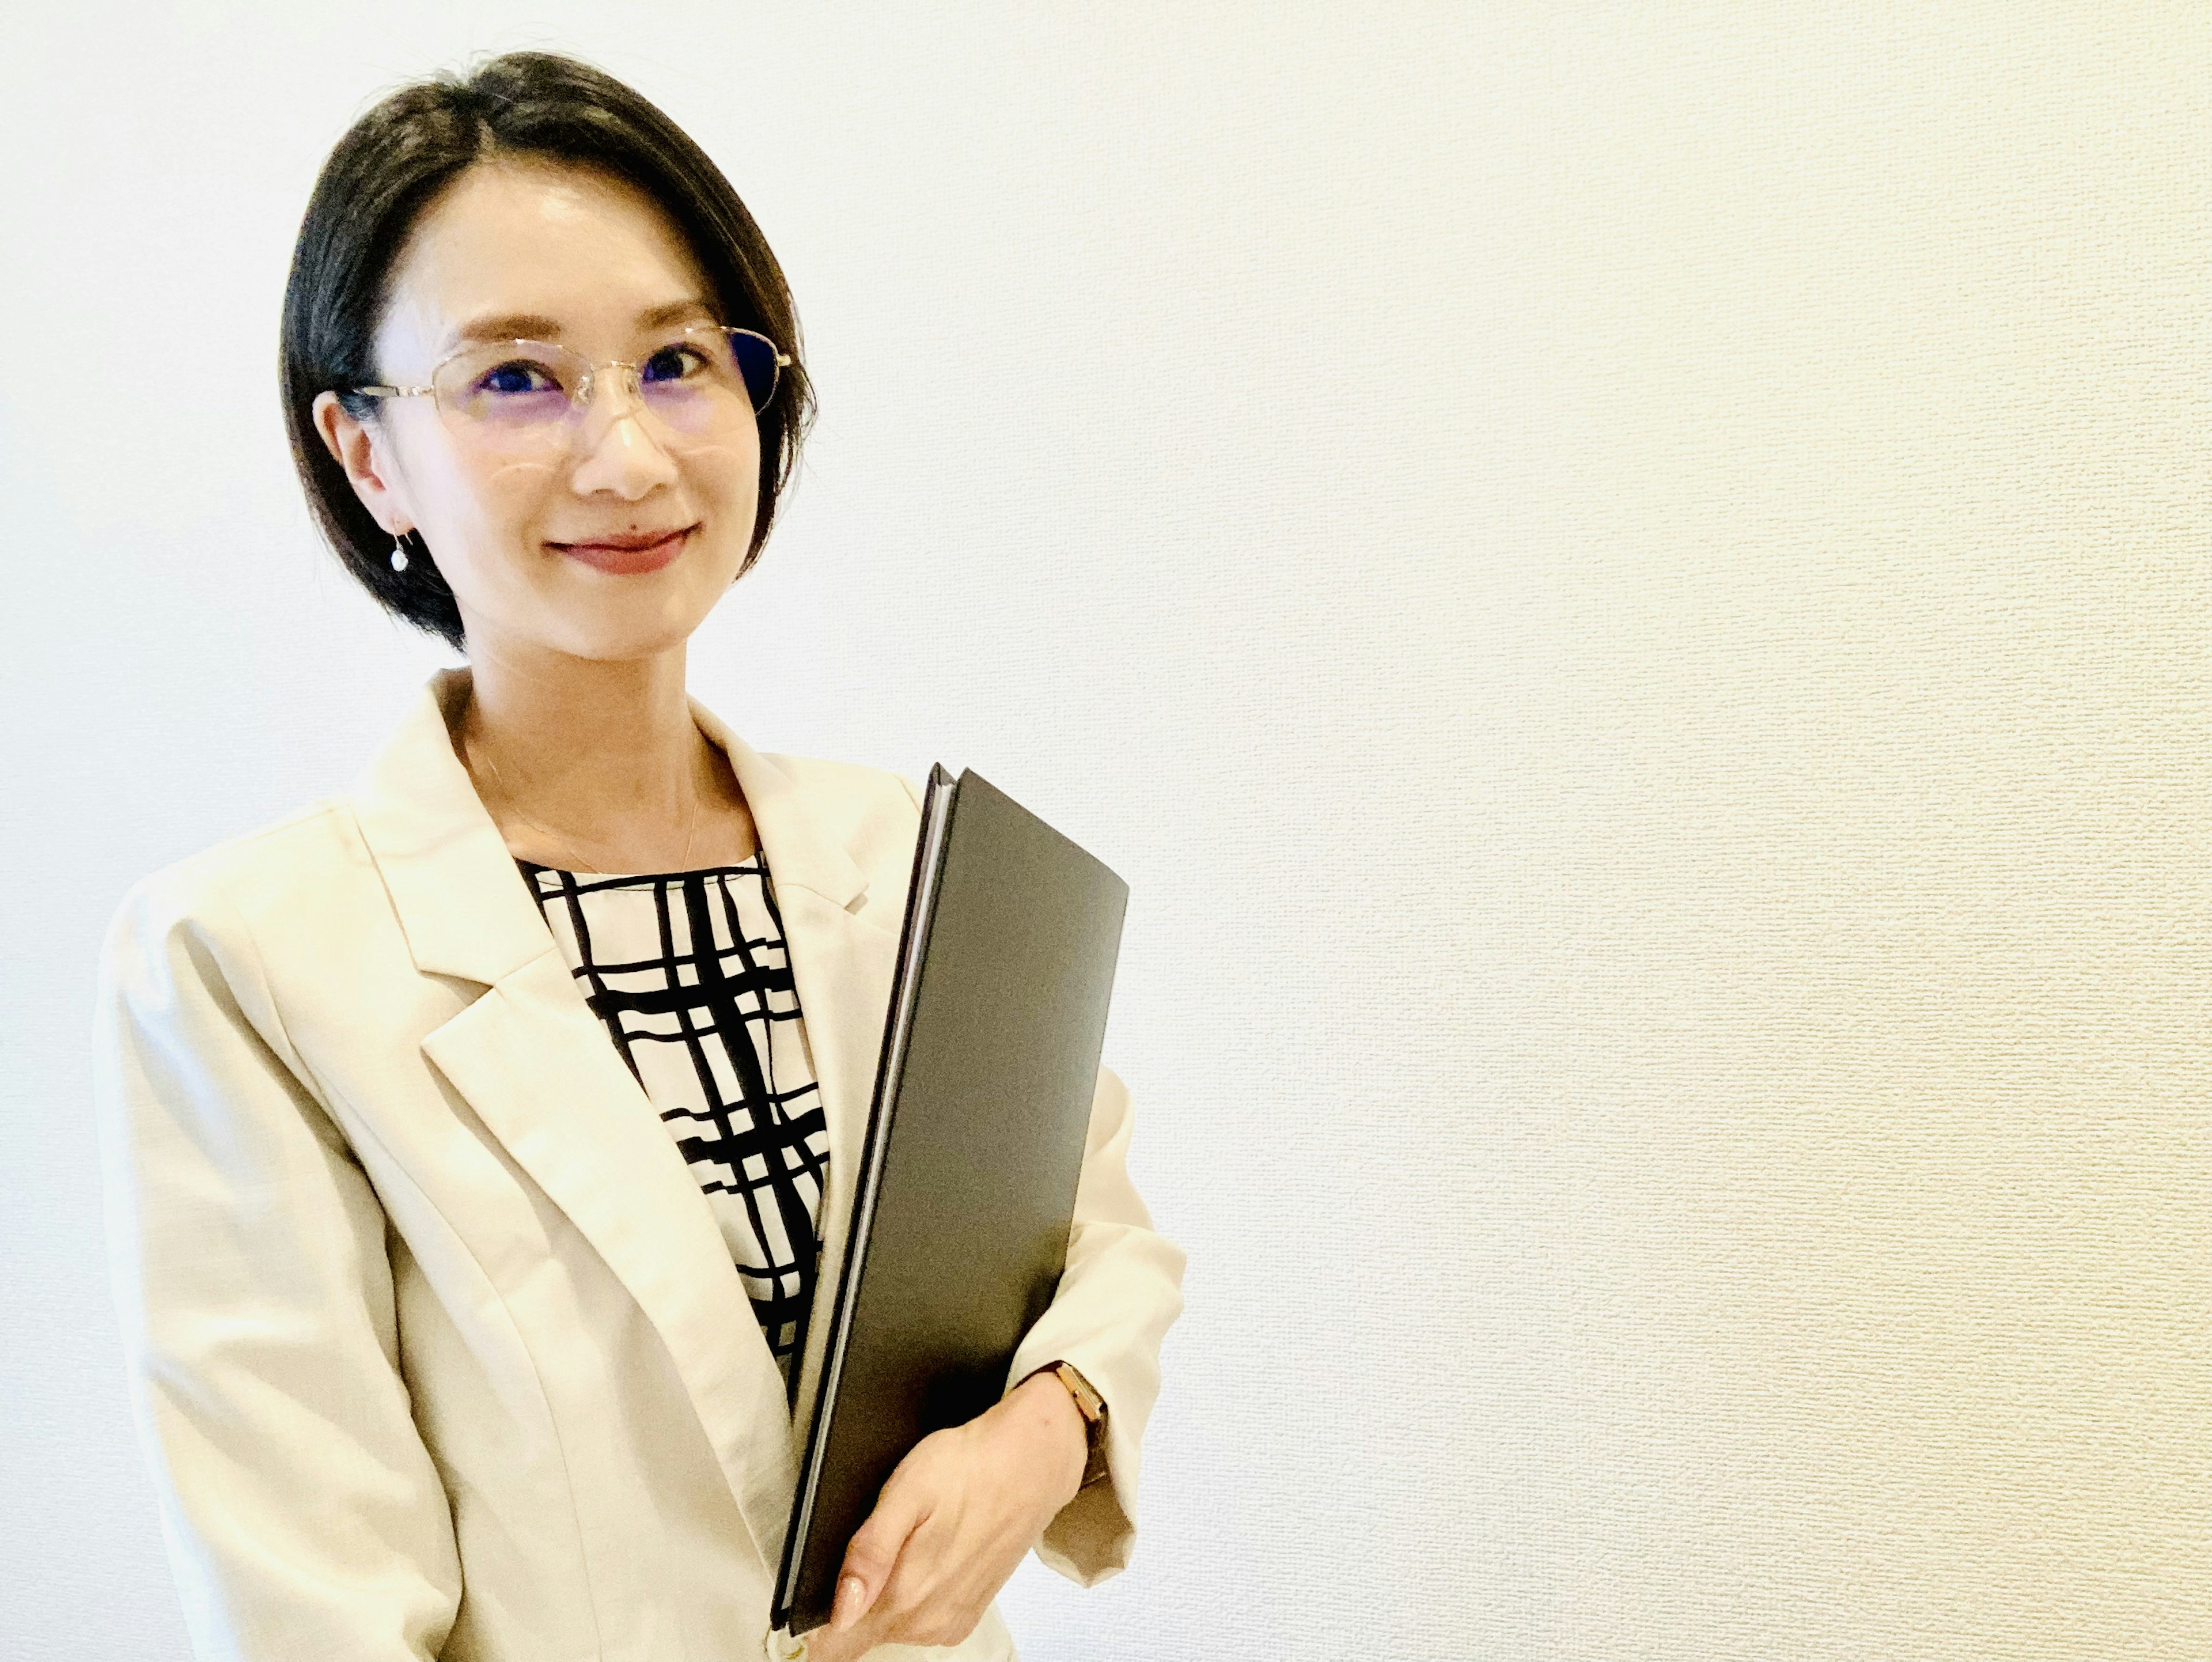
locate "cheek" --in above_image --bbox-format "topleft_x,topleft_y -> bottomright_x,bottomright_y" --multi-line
682,441 -> 764,525
482,460 -> 560,492
404,437 -> 554,535
426,463 -> 557,596
471,463 -> 562,565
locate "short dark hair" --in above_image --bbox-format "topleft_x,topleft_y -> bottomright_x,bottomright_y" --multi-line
279,50 -> 814,654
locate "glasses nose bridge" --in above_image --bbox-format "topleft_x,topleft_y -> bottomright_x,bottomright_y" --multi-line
574,354 -> 647,414
570,355 -> 662,452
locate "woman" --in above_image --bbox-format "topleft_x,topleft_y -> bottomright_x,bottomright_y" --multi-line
91,50 -> 1184,1662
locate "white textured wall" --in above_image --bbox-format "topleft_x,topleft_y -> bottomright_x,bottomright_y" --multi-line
3,6 -> 2204,1659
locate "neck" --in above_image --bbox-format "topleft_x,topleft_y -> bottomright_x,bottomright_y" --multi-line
446,642 -> 719,864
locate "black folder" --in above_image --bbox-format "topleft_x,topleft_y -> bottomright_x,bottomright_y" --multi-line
772,764 -> 1131,1635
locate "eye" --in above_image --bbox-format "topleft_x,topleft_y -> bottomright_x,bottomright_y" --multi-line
641,342 -> 712,384
475,357 -> 565,396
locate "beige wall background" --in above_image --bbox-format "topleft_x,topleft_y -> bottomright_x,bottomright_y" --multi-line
2,5 -> 2203,1659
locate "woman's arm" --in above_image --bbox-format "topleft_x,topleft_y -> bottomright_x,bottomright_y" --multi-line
996,1061 -> 1188,1584
92,868 -> 463,1662
804,1058 -> 1188,1659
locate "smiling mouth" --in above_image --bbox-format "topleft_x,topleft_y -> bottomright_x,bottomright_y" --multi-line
551,525 -> 696,574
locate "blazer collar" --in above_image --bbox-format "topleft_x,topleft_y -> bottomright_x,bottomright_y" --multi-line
348,664 -> 866,986
343,665 -> 891,1578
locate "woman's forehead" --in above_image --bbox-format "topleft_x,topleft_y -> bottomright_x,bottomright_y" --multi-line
378,157 -> 711,361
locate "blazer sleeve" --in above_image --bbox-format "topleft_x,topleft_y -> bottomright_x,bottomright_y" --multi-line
1001,1061 -> 1188,1587
90,866 -> 463,1661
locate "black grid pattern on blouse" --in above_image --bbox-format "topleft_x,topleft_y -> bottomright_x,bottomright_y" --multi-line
517,855 -> 829,1401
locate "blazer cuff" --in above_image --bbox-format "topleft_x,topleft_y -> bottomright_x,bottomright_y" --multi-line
1003,1338 -> 1146,1587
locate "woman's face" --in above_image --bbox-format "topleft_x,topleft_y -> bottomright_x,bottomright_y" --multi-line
314,156 -> 762,663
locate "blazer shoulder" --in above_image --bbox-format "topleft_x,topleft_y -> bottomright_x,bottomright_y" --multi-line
93,802 -> 372,1093
758,749 -> 923,836
759,749 -> 923,802
103,798 -> 363,953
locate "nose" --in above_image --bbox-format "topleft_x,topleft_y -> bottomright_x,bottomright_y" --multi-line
566,364 -> 680,498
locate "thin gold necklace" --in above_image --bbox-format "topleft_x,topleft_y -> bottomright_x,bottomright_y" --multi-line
465,706 -> 700,877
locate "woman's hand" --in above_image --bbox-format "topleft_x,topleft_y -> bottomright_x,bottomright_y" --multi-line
799,1371 -> 1089,1660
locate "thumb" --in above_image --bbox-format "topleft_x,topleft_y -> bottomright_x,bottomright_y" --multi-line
831,1483 -> 926,1633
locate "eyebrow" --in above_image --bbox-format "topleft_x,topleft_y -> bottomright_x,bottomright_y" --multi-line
443,298 -> 717,351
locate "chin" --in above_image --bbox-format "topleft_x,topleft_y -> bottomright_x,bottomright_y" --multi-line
543,600 -> 715,662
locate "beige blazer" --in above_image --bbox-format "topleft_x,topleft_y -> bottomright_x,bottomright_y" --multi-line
91,666 -> 1186,1662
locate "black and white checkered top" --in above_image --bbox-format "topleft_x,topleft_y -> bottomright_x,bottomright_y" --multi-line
516,854 -> 829,1403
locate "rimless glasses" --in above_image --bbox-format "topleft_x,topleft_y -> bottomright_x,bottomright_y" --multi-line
351,323 -> 791,456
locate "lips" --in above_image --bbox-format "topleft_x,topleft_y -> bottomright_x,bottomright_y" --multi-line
551,525 -> 695,575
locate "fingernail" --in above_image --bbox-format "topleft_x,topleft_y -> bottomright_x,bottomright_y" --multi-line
832,1576 -> 865,1631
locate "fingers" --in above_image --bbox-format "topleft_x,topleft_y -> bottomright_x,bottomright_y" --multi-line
803,1421 -> 1032,1656
812,1505 -> 991,1655
801,1519 -> 947,1662
830,1471 -> 929,1634
797,1615 -> 872,1662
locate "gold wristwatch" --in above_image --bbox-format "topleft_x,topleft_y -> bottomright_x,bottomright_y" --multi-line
1031,1361 -> 1110,1491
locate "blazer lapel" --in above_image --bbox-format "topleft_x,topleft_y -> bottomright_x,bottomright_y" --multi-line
684,696 -> 906,1478
346,666 -> 903,1577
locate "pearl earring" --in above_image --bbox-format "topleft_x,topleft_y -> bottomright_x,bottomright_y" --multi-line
390,533 -> 411,573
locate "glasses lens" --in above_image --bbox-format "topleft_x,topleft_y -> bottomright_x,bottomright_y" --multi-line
434,342 -> 588,441
726,330 -> 783,412
634,326 -> 781,426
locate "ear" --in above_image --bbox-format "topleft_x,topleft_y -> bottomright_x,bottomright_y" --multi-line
311,390 -> 414,537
